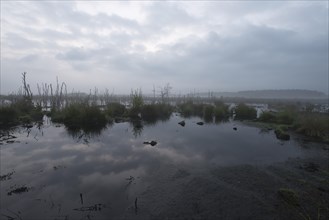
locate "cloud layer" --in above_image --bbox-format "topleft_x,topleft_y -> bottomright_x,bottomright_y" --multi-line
1,1 -> 328,94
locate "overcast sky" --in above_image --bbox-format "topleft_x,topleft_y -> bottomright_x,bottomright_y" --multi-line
1,1 -> 328,95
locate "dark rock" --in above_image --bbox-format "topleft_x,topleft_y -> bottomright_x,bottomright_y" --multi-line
178,120 -> 185,127
233,127 -> 237,131
196,122 -> 204,126
274,129 -> 290,140
143,141 -> 157,146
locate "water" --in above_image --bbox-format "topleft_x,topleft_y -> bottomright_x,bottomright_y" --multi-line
0,115 -> 324,219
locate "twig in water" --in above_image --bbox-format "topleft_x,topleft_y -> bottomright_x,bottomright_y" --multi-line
80,193 -> 84,205
135,197 -> 138,214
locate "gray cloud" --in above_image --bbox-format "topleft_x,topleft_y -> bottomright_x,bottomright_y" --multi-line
1,1 -> 328,94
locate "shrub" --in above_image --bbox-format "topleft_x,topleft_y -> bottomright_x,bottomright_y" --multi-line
294,113 -> 329,141
0,106 -> 18,126
277,111 -> 295,125
51,103 -> 107,132
0,98 -> 43,127
214,105 -> 229,120
141,103 -> 173,123
178,101 -> 207,118
259,111 -> 277,123
11,98 -> 34,115
106,102 -> 126,118
274,128 -> 290,140
203,105 -> 214,120
129,89 -> 143,117
235,103 -> 257,120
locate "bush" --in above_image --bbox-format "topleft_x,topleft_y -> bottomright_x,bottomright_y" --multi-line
214,105 -> 229,120
0,98 -> 43,127
11,98 -> 34,115
294,113 -> 329,141
141,103 -> 173,123
277,111 -> 295,125
129,89 -> 143,117
259,111 -> 277,123
235,103 -> 257,120
203,105 -> 214,120
0,106 -> 18,126
51,103 -> 107,131
274,128 -> 290,140
106,102 -> 126,118
178,101 -> 208,118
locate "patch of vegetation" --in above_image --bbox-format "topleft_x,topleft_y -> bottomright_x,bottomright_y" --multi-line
51,103 -> 107,132
0,73 -> 43,127
274,128 -> 290,140
178,101 -> 224,122
141,103 -> 173,123
178,101 -> 204,118
258,111 -> 277,123
214,101 -> 230,121
0,99 -> 43,128
128,89 -> 144,117
277,110 -> 296,125
294,113 -> 329,141
203,105 -> 214,120
234,103 -> 257,120
278,188 -> 299,207
106,102 -> 126,118
0,106 -> 19,127
258,110 -> 329,142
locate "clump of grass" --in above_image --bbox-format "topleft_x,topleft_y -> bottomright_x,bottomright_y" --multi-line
294,113 -> 329,141
214,101 -> 229,121
106,102 -> 126,118
178,101 -> 204,118
277,110 -> 296,125
234,103 -> 257,120
141,103 -> 173,123
0,99 -> 43,127
51,103 -> 107,132
128,89 -> 143,117
203,105 -> 214,120
258,111 -> 277,123
274,128 -> 290,140
259,110 -> 328,141
0,106 -> 19,126
278,188 -> 299,207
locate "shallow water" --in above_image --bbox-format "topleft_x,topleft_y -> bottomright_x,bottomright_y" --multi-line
0,115 -> 324,219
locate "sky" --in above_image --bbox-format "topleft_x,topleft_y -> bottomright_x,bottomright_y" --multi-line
1,1 -> 328,95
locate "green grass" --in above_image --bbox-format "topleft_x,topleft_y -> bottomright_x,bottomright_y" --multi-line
278,188 -> 299,207
259,110 -> 329,142
0,106 -> 19,126
234,103 -> 257,120
141,103 -> 173,123
105,102 -> 126,118
51,103 -> 107,132
294,113 -> 329,141
0,98 -> 43,127
274,128 -> 290,140
178,101 -> 228,121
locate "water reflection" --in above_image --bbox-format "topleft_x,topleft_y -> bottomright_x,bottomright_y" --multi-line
130,120 -> 143,137
66,127 -> 106,144
0,115 -> 326,220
